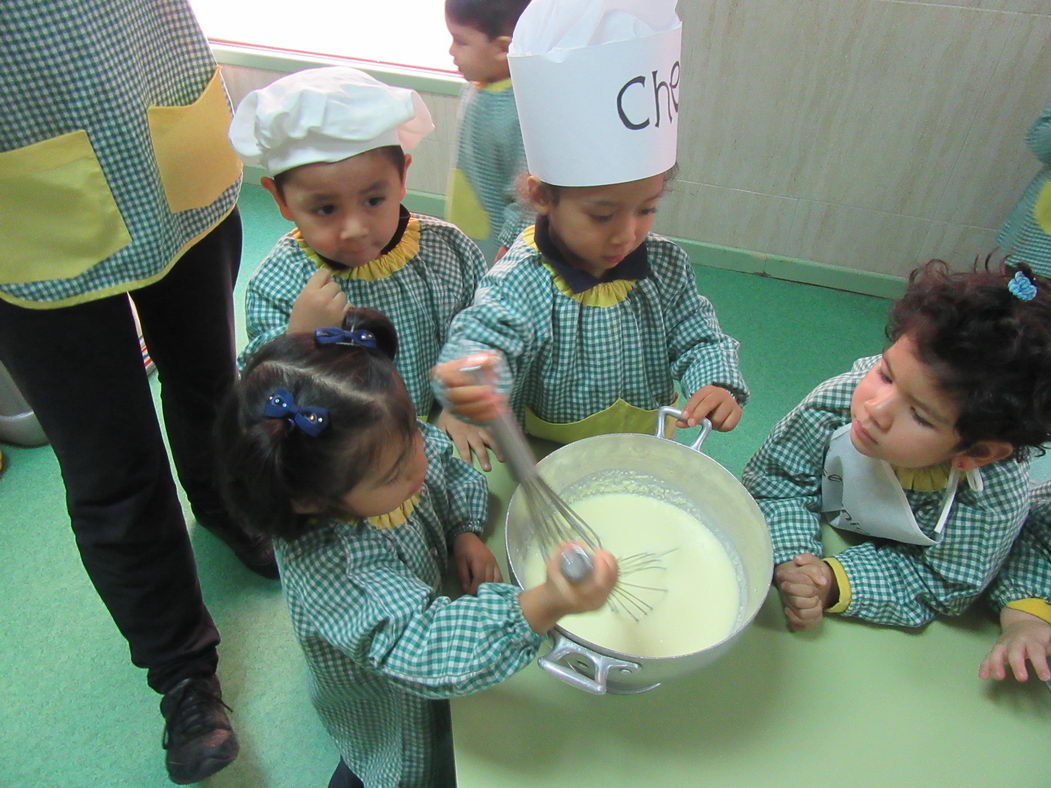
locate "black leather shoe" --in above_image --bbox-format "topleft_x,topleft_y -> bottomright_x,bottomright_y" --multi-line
199,519 -> 279,579
161,676 -> 239,784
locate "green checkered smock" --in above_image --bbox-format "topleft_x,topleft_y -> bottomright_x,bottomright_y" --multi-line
435,230 -> 748,431
999,101 -> 1051,278
445,80 -> 532,262
986,482 -> 1051,616
0,0 -> 240,307
742,356 -> 1031,628
274,421 -> 544,786
241,213 -> 484,417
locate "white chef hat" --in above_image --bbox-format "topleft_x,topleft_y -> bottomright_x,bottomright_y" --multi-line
229,67 -> 434,176
508,0 -> 682,187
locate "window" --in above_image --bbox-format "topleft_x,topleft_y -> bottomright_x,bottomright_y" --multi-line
189,0 -> 457,77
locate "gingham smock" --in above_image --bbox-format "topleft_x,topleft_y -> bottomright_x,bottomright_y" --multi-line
274,421 -> 543,787
985,482 -> 1051,623
445,79 -> 532,262
998,101 -> 1051,278
0,0 -> 240,307
742,356 -> 1031,628
435,229 -> 748,429
241,212 -> 484,417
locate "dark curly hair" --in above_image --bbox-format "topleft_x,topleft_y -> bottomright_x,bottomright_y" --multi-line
215,308 -> 416,541
445,0 -> 530,38
886,257 -> 1051,459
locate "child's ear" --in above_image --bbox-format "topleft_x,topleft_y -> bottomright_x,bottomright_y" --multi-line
262,176 -> 295,222
525,175 -> 551,214
494,35 -> 511,58
399,153 -> 412,199
290,498 -> 321,515
951,440 -> 1014,471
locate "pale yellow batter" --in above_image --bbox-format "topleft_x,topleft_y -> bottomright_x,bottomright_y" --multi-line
522,492 -> 741,658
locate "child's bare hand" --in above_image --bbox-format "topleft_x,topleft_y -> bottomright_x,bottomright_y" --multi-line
679,385 -> 742,431
775,554 -> 834,631
431,352 -> 505,423
518,544 -> 618,633
436,409 -> 503,472
979,608 -> 1051,682
452,532 -> 502,595
545,544 -> 618,615
288,269 -> 349,333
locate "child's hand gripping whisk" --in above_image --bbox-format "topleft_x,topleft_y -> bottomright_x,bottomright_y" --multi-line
433,353 -> 670,620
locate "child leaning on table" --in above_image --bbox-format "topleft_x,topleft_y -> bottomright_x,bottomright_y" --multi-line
215,307 -> 617,788
434,0 -> 747,446
229,67 -> 501,469
742,259 -> 1051,631
444,0 -> 533,263
980,481 -> 1051,683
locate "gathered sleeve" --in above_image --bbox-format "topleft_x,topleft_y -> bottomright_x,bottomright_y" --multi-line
986,481 -> 1051,621
419,422 -> 489,541
239,240 -> 307,366
283,539 -> 543,699
659,245 -> 748,405
830,468 -> 1029,627
435,259 -> 544,404
742,372 -> 855,564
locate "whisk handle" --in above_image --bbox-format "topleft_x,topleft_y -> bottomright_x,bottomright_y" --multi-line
559,544 -> 594,584
460,364 -> 539,485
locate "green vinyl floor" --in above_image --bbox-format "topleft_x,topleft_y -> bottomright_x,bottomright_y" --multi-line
0,183 -> 955,786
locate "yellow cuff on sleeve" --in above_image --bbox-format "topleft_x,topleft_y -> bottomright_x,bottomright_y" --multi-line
1006,598 -> 1051,626
823,557 -> 851,614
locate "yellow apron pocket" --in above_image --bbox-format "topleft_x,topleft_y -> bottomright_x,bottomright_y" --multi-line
147,67 -> 242,213
445,168 -> 491,240
1035,181 -> 1051,235
0,130 -> 131,285
524,398 -> 677,445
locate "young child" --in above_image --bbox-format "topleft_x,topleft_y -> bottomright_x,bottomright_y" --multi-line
229,67 -> 499,468
979,481 -> 1051,683
433,0 -> 747,444
743,260 -> 1051,631
216,308 -> 617,787
998,99 -> 1051,278
444,0 -> 533,263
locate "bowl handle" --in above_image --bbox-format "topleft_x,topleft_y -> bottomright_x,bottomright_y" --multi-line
655,406 -> 712,453
538,633 -> 652,695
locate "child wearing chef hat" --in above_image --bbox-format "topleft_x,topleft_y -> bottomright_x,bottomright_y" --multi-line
432,0 -> 747,445
230,66 -> 500,469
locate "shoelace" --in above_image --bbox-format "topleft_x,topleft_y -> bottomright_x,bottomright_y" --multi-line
162,682 -> 233,749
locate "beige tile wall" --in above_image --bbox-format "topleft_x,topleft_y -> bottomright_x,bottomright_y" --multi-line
221,0 -> 1050,280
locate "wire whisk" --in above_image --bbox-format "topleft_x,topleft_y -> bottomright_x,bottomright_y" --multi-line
462,366 -> 668,621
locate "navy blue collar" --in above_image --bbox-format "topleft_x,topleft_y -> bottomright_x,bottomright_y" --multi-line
533,215 -> 650,294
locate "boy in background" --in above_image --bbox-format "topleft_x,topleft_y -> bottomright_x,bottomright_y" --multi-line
445,0 -> 532,263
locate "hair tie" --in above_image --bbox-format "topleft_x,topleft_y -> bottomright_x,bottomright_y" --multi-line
263,388 -> 330,437
314,327 -> 378,349
1008,270 -> 1037,301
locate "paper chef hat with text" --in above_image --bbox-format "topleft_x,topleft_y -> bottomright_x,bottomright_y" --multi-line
229,67 -> 434,176
508,0 -> 682,187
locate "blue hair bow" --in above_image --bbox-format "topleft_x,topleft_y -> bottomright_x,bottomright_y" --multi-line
314,327 -> 378,349
1008,270 -> 1037,302
263,388 -> 330,437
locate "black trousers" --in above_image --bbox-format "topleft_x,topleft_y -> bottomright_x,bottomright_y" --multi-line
0,210 -> 242,693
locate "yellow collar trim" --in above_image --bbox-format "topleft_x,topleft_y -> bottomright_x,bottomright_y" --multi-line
294,217 -> 421,281
523,225 -> 636,307
477,77 -> 513,93
366,491 -> 421,530
892,462 -> 952,492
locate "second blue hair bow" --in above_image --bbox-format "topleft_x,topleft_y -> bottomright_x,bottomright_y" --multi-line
263,388 -> 330,437
1007,270 -> 1037,302
314,327 -> 378,349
